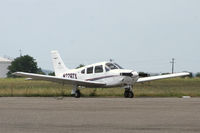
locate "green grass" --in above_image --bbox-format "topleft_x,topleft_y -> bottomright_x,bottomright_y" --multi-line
0,78 -> 200,97
135,78 -> 200,97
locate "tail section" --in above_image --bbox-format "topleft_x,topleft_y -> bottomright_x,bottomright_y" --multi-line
51,50 -> 69,77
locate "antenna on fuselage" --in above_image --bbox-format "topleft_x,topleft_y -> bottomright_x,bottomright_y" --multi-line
109,59 -> 114,62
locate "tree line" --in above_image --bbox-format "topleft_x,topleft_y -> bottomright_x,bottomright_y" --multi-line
7,55 -> 55,77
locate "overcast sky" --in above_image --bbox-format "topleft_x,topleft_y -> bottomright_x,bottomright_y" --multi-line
0,0 -> 199,73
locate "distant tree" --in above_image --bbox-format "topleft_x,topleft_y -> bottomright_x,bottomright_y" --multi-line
196,72 -> 200,78
37,67 -> 46,75
161,73 -> 170,75
48,72 -> 55,76
139,72 -> 150,77
7,55 -> 39,77
76,64 -> 85,69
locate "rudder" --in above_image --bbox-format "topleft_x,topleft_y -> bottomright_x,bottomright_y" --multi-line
51,50 -> 69,77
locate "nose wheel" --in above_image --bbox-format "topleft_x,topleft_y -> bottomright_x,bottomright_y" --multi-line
124,88 -> 134,98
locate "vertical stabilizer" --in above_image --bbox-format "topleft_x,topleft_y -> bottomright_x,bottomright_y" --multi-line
51,50 -> 69,77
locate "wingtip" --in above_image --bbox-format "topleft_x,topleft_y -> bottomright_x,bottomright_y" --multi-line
182,72 -> 190,76
12,72 -> 18,75
12,72 -> 23,76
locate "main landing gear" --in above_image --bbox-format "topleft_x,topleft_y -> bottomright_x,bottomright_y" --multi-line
124,87 -> 134,98
71,85 -> 81,98
74,90 -> 81,98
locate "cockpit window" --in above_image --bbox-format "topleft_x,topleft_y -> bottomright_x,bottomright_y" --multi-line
106,63 -> 118,70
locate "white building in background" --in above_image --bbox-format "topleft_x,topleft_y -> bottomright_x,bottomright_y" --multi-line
0,57 -> 12,78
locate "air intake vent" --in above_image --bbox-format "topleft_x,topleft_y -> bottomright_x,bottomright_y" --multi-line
120,73 -> 133,77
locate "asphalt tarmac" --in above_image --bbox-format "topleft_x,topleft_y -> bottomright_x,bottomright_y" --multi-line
0,97 -> 200,133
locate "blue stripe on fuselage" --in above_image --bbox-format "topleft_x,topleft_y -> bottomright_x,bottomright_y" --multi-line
86,75 -> 119,81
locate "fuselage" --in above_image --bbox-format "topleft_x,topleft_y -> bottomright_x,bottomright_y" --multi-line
60,62 -> 139,87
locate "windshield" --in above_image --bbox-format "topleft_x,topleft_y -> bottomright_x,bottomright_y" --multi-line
106,63 -> 123,70
106,63 -> 118,70
114,63 -> 123,69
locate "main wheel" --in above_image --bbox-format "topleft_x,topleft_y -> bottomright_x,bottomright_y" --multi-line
128,91 -> 134,98
75,90 -> 81,98
124,90 -> 129,98
124,88 -> 134,98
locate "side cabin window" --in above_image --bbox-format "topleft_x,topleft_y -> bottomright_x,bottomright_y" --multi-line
95,65 -> 103,73
87,67 -> 93,74
81,69 -> 85,74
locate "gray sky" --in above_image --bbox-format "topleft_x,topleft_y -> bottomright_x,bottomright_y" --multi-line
0,0 -> 199,73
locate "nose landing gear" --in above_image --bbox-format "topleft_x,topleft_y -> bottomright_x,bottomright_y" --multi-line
124,87 -> 134,98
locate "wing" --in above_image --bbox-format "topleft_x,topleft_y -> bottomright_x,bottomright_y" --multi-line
137,72 -> 189,83
13,72 -> 106,88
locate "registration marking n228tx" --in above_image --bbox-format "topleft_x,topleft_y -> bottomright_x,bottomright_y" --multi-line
63,73 -> 77,79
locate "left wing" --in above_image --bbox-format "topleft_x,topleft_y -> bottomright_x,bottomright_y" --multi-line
13,72 -> 106,88
137,72 -> 189,83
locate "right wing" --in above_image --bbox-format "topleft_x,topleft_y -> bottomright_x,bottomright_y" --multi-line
13,72 -> 106,88
137,72 -> 189,83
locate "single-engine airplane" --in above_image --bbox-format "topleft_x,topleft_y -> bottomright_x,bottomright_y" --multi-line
14,50 -> 189,98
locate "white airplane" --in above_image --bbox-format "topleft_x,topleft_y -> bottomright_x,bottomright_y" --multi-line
14,50 -> 189,98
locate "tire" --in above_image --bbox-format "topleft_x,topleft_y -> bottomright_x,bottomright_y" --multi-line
124,90 -> 129,98
128,91 -> 134,98
75,90 -> 81,98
